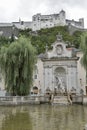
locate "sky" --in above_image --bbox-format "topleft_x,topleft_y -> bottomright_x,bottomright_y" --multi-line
0,0 -> 87,28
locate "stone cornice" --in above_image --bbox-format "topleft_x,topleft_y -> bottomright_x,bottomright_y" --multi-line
42,57 -> 79,62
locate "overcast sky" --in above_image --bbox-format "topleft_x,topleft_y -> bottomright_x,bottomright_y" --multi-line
0,0 -> 87,28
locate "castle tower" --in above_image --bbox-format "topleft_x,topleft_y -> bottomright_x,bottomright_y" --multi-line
79,18 -> 84,28
59,10 -> 66,26
32,13 -> 41,31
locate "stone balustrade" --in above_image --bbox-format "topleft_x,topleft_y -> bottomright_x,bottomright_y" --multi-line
0,95 -> 50,106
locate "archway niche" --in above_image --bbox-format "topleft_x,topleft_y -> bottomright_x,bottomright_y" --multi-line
33,86 -> 38,94
54,67 -> 67,94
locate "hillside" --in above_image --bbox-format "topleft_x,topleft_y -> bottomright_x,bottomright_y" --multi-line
19,26 -> 83,54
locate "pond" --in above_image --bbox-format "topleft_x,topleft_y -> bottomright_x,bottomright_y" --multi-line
0,104 -> 87,130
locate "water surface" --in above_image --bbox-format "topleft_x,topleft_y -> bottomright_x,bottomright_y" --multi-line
0,105 -> 87,130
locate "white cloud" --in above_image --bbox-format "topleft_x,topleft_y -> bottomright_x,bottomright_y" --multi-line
0,0 -> 20,21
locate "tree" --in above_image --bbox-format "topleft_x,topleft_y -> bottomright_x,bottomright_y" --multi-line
72,31 -> 83,48
80,32 -> 87,82
0,36 -> 37,95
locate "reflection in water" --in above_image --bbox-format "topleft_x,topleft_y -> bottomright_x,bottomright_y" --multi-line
1,107 -> 32,130
0,105 -> 87,130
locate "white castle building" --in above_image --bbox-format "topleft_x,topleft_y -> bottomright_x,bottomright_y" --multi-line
13,10 -> 84,31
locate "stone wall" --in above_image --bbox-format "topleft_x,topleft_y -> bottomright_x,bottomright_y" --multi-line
0,95 -> 50,106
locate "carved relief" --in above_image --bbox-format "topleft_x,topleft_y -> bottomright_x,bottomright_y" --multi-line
56,45 -> 63,55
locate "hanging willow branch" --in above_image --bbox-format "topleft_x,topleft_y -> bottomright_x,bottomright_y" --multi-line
80,32 -> 87,70
0,36 -> 37,95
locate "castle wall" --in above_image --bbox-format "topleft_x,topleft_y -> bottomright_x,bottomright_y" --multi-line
32,10 -> 66,31
31,10 -> 84,31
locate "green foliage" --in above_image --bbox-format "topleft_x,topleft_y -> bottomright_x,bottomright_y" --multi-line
72,31 -> 83,48
31,26 -> 83,54
0,36 -> 36,95
80,31 -> 87,83
19,26 -> 83,54
19,28 -> 32,37
80,32 -> 87,70
0,36 -> 10,47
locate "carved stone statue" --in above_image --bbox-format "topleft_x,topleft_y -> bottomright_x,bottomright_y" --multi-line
55,76 -> 65,94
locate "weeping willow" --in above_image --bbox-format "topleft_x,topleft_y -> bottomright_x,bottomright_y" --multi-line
80,32 -> 87,83
0,36 -> 37,95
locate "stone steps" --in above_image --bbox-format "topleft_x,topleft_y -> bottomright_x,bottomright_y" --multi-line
52,96 -> 69,105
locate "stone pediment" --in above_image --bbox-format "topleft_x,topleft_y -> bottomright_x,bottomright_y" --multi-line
47,34 -> 73,58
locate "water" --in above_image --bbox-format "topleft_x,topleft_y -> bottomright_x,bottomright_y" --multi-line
0,105 -> 87,130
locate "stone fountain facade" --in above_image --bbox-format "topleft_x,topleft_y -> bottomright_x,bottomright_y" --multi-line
41,34 -> 79,95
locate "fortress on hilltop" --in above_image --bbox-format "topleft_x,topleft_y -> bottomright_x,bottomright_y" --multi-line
13,10 -> 84,31
0,10 -> 85,38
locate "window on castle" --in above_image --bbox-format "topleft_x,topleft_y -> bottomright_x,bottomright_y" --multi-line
50,18 -> 53,22
21,21 -> 24,25
41,19 -> 44,21
33,17 -> 36,21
